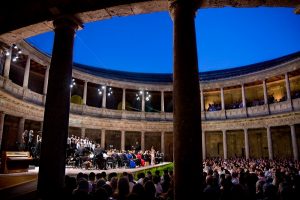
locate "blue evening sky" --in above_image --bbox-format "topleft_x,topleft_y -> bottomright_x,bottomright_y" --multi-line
26,7 -> 300,73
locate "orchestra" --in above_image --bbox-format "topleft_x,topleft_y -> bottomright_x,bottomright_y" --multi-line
21,131 -> 163,170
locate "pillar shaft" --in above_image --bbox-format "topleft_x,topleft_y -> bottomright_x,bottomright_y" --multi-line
223,130 -> 227,159
161,131 -> 165,153
81,127 -> 85,138
141,131 -> 145,152
267,126 -> 273,159
170,1 -> 202,199
161,91 -> 165,112
17,117 -> 25,145
43,66 -> 50,95
290,125 -> 299,160
200,89 -> 204,111
23,55 -> 31,88
101,129 -> 105,149
102,86 -> 106,108
285,73 -> 291,100
122,88 -> 126,110
263,80 -> 268,104
241,84 -> 246,108
83,81 -> 87,105
221,87 -> 225,110
202,130 -> 206,159
0,112 -> 5,150
244,129 -> 249,159
121,130 -> 125,151
141,91 -> 145,112
3,47 -> 12,78
38,16 -> 79,198
40,121 -> 43,132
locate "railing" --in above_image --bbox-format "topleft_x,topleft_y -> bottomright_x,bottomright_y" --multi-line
269,100 -> 293,114
23,88 -> 43,105
293,98 -> 300,110
247,104 -> 269,117
225,108 -> 247,119
1,76 -> 299,121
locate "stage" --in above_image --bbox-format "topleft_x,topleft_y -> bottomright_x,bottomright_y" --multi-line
0,162 -> 171,199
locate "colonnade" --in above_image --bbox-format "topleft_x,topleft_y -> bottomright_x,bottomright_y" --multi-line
2,43 -> 299,113
202,125 -> 299,161
0,1 -> 299,199
0,113 -> 298,161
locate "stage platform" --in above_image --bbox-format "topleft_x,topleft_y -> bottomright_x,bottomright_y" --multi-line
0,162 -> 171,200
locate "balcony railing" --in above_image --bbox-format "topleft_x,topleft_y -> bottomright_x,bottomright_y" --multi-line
1,77 -> 299,121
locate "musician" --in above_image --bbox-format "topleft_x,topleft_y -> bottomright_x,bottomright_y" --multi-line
93,144 -> 106,169
134,141 -> 141,151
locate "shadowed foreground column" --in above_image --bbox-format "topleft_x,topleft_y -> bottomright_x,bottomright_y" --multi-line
38,16 -> 80,198
169,1 -> 202,199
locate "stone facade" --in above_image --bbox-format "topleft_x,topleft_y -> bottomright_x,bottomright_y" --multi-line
0,40 -> 300,160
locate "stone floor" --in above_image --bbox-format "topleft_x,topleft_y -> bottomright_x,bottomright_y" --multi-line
0,162 -> 171,200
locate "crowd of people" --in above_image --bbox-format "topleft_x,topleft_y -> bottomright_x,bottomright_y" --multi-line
60,157 -> 300,200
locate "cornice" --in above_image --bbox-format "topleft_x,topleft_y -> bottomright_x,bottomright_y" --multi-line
14,41 -> 300,92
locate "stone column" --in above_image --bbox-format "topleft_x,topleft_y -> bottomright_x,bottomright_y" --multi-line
122,88 -> 126,110
241,84 -> 246,108
170,1 -> 202,199
102,86 -> 106,108
40,121 -> 43,132
38,16 -> 80,198
222,130 -> 227,159
161,91 -> 165,112
3,47 -> 12,78
81,127 -> 85,138
121,130 -> 125,151
161,131 -> 165,153
141,131 -> 145,152
101,129 -> 105,149
221,87 -> 225,110
83,81 -> 88,105
267,126 -> 273,160
244,128 -> 249,159
290,124 -> 299,161
202,130 -> 206,159
17,117 -> 25,145
200,89 -> 204,112
263,80 -> 268,104
23,55 -> 31,88
285,72 -> 291,100
43,66 -> 50,95
141,91 -> 145,112
0,112 -> 5,150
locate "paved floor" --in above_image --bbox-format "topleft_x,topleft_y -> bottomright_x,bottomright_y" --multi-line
0,162 -> 171,200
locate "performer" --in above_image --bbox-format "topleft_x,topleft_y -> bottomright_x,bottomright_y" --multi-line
21,130 -> 29,150
151,146 -> 155,165
28,130 -> 34,149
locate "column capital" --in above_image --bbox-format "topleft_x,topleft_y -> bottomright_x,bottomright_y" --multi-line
168,0 -> 201,11
168,0 -> 201,19
53,15 -> 83,31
